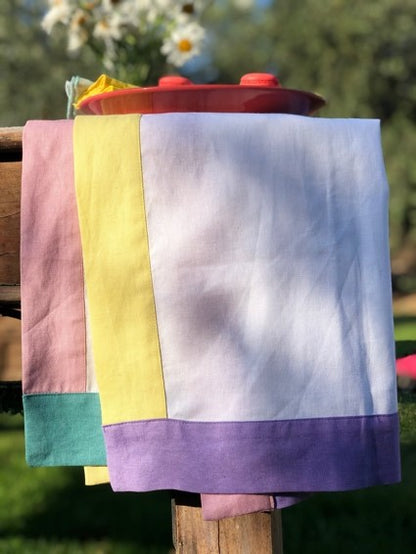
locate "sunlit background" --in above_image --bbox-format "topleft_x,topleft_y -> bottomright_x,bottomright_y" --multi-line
1,1 -> 415,552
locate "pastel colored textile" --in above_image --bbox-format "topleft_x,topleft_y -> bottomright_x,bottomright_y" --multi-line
201,493 -> 309,520
65,76 -> 93,118
21,120 -> 263,518
82,465 -> 278,517
74,114 -> 166,426
73,115 -> 303,516
84,466 -> 111,486
74,74 -> 136,110
201,494 -> 274,521
21,120 -> 106,466
82,467 -> 279,518
73,113 -> 400,499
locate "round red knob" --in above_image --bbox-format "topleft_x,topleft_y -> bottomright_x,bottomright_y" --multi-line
240,73 -> 280,87
158,76 -> 193,87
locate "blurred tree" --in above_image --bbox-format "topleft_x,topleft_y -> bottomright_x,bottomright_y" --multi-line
1,0 -> 415,285
0,0 -> 102,125
207,0 -> 416,282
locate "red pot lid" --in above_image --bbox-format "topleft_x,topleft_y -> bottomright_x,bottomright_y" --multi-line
78,73 -> 326,116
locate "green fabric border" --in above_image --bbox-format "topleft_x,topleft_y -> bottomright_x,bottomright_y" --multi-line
23,393 -> 106,466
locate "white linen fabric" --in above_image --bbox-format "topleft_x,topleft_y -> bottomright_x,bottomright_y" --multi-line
139,113 -> 396,423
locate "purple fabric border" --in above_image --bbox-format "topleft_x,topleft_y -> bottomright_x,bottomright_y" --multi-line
104,414 -> 401,494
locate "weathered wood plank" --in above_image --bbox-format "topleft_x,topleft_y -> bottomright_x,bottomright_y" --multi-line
172,499 -> 283,554
0,129 -> 23,284
0,130 -> 22,385
0,317 -> 21,381
173,504 -> 220,553
0,161 -> 21,284
219,509 -> 283,553
0,127 -> 23,154
0,285 -> 20,303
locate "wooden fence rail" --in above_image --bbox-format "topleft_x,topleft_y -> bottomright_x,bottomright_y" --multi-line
0,126 -> 283,553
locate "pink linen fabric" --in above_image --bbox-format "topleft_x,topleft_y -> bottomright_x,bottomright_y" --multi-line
21,119 -> 277,519
21,120 -> 106,468
21,120 -> 86,393
201,494 -> 275,520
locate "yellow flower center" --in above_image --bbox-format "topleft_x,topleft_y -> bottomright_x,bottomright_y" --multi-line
98,19 -> 109,29
178,38 -> 192,52
74,14 -> 87,26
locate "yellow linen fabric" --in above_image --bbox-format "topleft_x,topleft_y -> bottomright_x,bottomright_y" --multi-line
74,74 -> 137,110
84,466 -> 110,486
74,115 -> 167,425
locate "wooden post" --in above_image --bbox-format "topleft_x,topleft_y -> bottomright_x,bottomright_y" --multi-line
0,128 -> 22,389
172,493 -> 283,554
0,127 -> 22,289
0,127 -> 284,553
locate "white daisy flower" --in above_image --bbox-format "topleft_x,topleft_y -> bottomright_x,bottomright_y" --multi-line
102,44 -> 117,71
67,9 -> 89,52
93,12 -> 123,42
132,0 -> 169,26
41,0 -> 73,34
161,21 -> 205,66
79,1 -> 100,9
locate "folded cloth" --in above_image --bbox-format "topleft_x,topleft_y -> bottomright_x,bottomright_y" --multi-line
65,76 -> 93,118
21,120 -> 106,466
73,74 -> 136,111
200,493 -> 309,520
84,466 -> 110,486
21,120 -> 263,519
73,113 -> 400,502
201,494 -> 274,520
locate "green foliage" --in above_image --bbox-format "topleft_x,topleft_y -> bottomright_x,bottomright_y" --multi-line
1,392 -> 416,553
281,390 -> 416,554
1,0 -> 416,268
395,316 -> 416,341
207,0 -> 416,255
0,415 -> 171,553
0,1 -> 102,125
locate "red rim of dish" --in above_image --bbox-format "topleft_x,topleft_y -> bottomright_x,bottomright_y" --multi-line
78,84 -> 326,115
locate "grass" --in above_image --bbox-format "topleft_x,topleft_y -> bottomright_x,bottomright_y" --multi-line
0,320 -> 415,553
279,316 -> 416,554
0,415 -> 172,554
282,390 -> 416,554
1,392 -> 415,553
394,315 -> 416,343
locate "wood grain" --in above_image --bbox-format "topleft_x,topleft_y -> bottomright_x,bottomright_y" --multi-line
0,132 -> 21,284
0,127 -> 23,155
172,501 -> 283,554
0,129 -> 22,384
